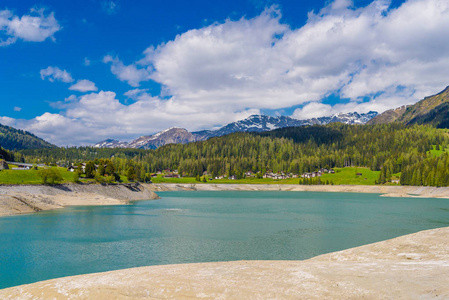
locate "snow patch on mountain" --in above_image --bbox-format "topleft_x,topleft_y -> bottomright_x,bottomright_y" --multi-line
93,111 -> 378,149
93,139 -> 129,148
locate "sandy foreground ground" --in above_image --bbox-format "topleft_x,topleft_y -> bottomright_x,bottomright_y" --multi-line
0,226 -> 448,299
147,183 -> 449,198
0,183 -> 159,217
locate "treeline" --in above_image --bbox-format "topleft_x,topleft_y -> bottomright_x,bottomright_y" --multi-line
75,158 -> 151,183
0,144 -> 14,161
18,147 -> 147,165
16,123 -> 449,187
399,152 -> 449,186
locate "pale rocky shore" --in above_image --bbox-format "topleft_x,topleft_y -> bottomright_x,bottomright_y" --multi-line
148,183 -> 449,198
1,226 -> 448,299
1,182 -> 448,217
0,183 -> 159,217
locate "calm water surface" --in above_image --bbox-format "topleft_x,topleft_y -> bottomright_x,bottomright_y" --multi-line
0,191 -> 448,289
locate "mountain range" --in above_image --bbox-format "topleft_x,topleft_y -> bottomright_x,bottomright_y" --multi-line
94,111 -> 378,149
4,86 -> 448,151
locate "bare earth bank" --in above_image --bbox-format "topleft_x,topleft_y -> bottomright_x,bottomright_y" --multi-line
0,183 -> 159,217
147,183 -> 449,199
2,182 -> 447,217
1,226 -> 448,299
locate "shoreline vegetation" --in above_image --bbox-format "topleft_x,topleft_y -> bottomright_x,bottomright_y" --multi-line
1,226 -> 448,298
15,123 -> 449,188
1,182 -> 449,217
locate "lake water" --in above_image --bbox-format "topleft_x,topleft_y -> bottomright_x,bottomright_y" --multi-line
0,191 -> 448,289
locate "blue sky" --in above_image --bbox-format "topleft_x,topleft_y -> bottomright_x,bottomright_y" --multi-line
1,0 -> 448,146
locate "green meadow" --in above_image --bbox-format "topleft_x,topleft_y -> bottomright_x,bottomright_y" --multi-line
319,167 -> 380,185
0,166 -> 383,186
151,167 -> 382,185
0,166 -> 74,185
428,145 -> 449,157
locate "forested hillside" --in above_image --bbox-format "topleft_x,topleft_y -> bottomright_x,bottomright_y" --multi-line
0,146 -> 14,161
368,86 -> 449,128
0,124 -> 55,150
18,123 -> 449,186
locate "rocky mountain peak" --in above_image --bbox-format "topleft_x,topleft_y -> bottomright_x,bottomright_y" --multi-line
94,111 -> 378,149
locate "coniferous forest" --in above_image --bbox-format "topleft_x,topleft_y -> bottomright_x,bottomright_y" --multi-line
12,123 -> 449,187
0,124 -> 55,150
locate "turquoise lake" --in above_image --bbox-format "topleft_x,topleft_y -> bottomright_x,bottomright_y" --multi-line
1,191 -> 449,289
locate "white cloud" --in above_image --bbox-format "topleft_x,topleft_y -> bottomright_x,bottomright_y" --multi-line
13,106 -> 22,112
83,57 -> 91,66
40,66 -> 74,83
103,55 -> 150,87
5,0 -> 449,145
2,90 -> 260,146
69,79 -> 98,92
41,68 -> 97,93
133,0 -> 449,118
0,8 -> 61,46
293,103 -> 333,119
124,88 -> 149,99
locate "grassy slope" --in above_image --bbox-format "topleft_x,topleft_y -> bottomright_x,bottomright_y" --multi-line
151,167 -> 381,185
0,167 -> 381,185
367,86 -> 449,127
428,145 -> 449,157
398,86 -> 449,125
0,167 -> 74,184
320,167 -> 379,185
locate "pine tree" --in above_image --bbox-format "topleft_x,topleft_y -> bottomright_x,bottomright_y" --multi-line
127,166 -> 135,181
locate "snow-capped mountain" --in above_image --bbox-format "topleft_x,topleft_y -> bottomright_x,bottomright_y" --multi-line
93,111 -> 378,149
192,115 -> 307,140
127,127 -> 196,150
192,111 -> 378,140
93,139 -> 130,148
309,111 -> 378,125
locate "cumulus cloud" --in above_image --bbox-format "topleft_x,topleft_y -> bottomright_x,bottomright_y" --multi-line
41,67 -> 97,93
69,79 -> 98,92
40,66 -> 74,83
0,8 -> 61,46
2,90 -> 260,146
13,106 -> 22,112
124,88 -> 149,99
132,0 -> 449,118
5,0 -> 449,145
103,55 -> 150,87
293,102 -> 333,119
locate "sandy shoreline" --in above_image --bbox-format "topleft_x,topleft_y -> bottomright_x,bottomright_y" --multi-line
1,183 -> 448,217
1,183 -> 448,298
1,226 -> 448,299
148,182 -> 449,198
